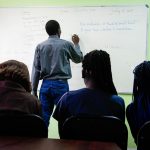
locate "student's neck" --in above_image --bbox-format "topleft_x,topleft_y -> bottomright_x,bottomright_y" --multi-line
85,80 -> 95,89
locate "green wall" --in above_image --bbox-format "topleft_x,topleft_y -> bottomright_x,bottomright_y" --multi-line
0,0 -> 150,7
0,0 -> 149,148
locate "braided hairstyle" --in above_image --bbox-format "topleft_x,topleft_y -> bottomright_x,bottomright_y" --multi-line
82,50 -> 117,95
132,61 -> 150,108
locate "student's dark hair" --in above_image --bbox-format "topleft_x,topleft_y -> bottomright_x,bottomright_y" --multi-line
82,50 -> 117,95
0,60 -> 31,92
132,61 -> 150,108
45,20 -> 60,36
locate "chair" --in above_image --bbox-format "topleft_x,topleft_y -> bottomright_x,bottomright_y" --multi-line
60,115 -> 128,150
0,109 -> 48,138
137,121 -> 150,150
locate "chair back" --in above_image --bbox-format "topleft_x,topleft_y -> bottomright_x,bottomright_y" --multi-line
0,109 -> 48,138
137,121 -> 150,150
61,115 -> 128,150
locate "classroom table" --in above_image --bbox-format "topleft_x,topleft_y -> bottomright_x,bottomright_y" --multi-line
0,137 -> 121,150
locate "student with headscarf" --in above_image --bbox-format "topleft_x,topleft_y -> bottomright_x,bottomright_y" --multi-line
0,60 -> 41,116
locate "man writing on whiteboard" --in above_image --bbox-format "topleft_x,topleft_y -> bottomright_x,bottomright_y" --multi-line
31,20 -> 83,127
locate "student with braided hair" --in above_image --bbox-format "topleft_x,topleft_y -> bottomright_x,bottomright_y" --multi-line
53,50 -> 125,133
126,61 -> 150,144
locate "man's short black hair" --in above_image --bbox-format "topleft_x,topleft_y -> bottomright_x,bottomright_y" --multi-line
45,20 -> 60,36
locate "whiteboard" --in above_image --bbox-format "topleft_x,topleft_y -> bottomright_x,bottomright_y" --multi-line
0,6 -> 148,93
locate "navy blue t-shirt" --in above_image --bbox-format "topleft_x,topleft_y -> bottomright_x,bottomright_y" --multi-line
53,88 -> 125,123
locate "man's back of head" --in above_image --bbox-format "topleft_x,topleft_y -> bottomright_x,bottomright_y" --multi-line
45,20 -> 61,36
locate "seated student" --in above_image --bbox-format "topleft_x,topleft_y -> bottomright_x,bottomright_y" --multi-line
126,61 -> 150,144
0,60 -> 41,116
53,50 -> 125,134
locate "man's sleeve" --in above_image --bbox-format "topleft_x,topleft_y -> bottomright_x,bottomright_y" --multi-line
31,45 -> 41,97
67,42 -> 83,63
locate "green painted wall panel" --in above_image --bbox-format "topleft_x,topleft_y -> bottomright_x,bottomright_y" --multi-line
0,0 -> 150,6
